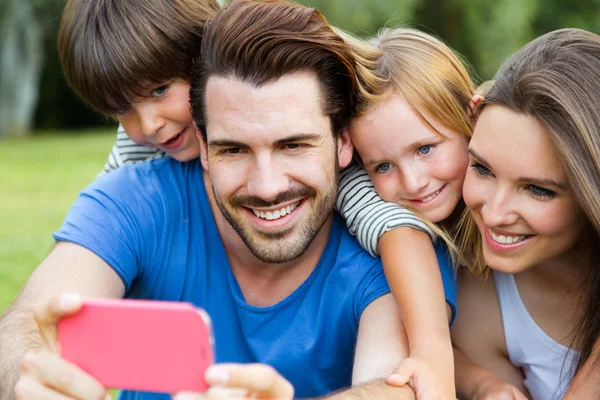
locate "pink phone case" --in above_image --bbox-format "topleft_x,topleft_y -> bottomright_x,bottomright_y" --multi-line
58,298 -> 213,393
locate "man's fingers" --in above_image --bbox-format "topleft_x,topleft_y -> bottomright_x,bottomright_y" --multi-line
15,375 -> 74,400
20,352 -> 108,400
34,293 -> 83,352
205,364 -> 294,399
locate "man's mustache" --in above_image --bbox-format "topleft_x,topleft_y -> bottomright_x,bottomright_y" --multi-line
230,187 -> 316,208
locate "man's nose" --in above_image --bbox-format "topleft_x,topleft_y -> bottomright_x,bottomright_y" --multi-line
247,155 -> 289,203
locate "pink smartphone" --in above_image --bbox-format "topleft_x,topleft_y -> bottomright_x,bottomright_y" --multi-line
58,298 -> 214,393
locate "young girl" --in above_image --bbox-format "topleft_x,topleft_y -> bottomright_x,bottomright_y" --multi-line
448,28 -> 600,400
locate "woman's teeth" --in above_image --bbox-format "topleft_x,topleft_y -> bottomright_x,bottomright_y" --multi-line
252,201 -> 300,221
489,230 -> 526,244
421,188 -> 442,203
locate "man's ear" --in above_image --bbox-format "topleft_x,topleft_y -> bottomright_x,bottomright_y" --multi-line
337,128 -> 354,169
468,95 -> 484,126
194,121 -> 209,171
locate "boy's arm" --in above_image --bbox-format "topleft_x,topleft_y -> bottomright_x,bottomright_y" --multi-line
451,271 -> 529,399
100,125 -> 165,176
0,242 -> 125,400
379,229 -> 455,399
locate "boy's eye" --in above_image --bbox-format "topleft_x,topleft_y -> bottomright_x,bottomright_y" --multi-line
471,162 -> 493,177
375,162 -> 392,173
526,184 -> 557,200
417,145 -> 434,155
151,85 -> 169,97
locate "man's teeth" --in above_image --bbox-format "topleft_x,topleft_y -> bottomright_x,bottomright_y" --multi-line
421,188 -> 442,203
489,230 -> 526,245
251,201 -> 300,221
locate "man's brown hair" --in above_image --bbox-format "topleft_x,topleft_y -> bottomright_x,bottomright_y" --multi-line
58,0 -> 220,115
189,0 -> 358,141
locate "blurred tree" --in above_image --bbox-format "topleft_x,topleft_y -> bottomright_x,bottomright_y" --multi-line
0,0 -> 43,137
297,0 -> 418,36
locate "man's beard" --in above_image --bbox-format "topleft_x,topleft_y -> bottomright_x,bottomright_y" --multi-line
214,167 -> 340,264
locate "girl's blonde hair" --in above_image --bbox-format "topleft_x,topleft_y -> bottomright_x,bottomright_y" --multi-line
337,27 -> 477,262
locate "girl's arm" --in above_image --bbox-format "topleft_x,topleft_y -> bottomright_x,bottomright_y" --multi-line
99,124 -> 166,176
337,163 -> 455,399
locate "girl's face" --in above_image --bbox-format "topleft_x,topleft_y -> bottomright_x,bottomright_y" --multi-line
118,78 -> 199,162
463,105 -> 588,273
349,95 -> 469,223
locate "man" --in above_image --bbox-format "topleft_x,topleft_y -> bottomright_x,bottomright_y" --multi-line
1,1 -> 421,399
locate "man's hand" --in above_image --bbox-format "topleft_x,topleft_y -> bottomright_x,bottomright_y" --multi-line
385,357 -> 444,400
173,364 -> 294,400
15,294 -> 111,400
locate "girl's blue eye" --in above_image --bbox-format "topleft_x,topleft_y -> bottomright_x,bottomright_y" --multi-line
417,145 -> 433,155
527,185 -> 557,200
376,162 -> 391,172
152,85 -> 169,97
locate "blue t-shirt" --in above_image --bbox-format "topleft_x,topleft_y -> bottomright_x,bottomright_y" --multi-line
54,158 -> 457,398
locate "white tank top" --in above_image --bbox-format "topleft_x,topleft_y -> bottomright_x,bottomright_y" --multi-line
493,271 -> 578,400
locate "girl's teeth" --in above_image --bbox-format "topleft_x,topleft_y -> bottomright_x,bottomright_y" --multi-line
422,189 -> 441,203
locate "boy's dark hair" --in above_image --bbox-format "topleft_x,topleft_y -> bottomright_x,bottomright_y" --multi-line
189,0 -> 357,141
58,0 -> 220,115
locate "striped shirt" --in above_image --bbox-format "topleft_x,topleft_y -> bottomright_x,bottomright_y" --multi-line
101,125 -> 435,256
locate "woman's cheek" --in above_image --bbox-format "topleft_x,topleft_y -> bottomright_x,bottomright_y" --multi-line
462,170 -> 481,211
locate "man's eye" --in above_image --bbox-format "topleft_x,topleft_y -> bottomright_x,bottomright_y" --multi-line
152,85 -> 169,97
375,162 -> 392,173
417,145 -> 434,155
284,143 -> 304,150
222,148 -> 242,155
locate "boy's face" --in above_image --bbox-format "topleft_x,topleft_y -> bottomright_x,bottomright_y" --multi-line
199,72 -> 353,263
117,78 -> 200,162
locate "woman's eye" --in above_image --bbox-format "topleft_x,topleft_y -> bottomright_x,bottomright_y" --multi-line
417,145 -> 434,155
471,162 -> 493,177
526,185 -> 557,200
376,162 -> 392,173
152,85 -> 169,97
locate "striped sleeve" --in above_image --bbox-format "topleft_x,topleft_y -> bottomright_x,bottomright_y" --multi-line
336,163 -> 436,257
99,124 -> 167,176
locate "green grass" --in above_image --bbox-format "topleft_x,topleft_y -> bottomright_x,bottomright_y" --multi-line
0,129 -> 117,313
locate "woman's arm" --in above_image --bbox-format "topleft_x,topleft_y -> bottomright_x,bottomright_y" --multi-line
451,271 -> 529,399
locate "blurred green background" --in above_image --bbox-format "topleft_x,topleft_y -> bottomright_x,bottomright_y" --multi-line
1,0 -> 599,311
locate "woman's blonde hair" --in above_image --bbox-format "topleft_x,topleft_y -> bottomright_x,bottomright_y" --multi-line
337,27 -> 477,261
